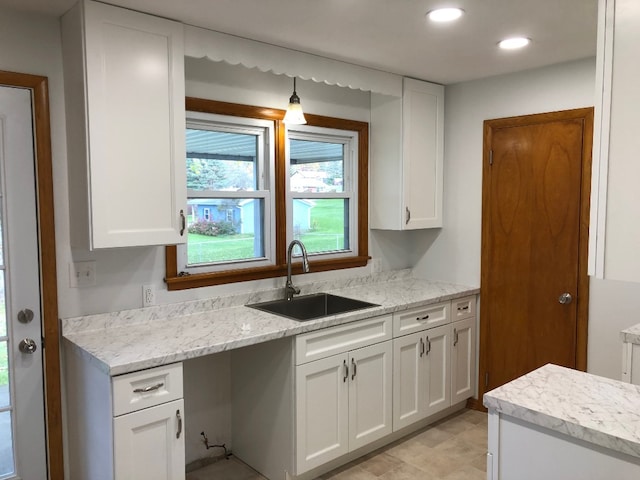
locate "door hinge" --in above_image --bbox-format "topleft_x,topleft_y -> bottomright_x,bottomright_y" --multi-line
489,150 -> 494,166
485,372 -> 489,387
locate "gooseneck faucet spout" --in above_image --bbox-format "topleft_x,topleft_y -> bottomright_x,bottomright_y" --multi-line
285,240 -> 310,301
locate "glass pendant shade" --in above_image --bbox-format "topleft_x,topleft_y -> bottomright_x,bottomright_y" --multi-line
283,78 -> 307,125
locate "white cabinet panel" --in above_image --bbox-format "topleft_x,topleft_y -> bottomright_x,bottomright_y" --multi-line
113,399 -> 185,480
348,342 -> 393,451
296,354 -> 349,473
370,78 -> 444,230
62,0 -> 186,249
392,331 -> 423,430
424,324 -> 451,417
451,317 -> 476,404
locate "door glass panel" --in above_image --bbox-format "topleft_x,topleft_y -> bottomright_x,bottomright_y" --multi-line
186,198 -> 265,266
290,139 -> 344,193
0,342 -> 7,410
293,198 -> 349,254
186,128 -> 258,191
0,410 -> 14,477
0,273 -> 5,338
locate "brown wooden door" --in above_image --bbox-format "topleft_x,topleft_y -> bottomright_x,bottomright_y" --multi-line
479,108 -> 592,395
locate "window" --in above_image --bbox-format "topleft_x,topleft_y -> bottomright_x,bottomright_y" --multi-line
165,98 -> 369,290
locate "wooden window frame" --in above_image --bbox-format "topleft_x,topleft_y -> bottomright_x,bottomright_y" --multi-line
165,97 -> 369,291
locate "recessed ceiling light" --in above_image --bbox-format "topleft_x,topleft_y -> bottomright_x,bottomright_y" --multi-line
427,8 -> 464,23
498,37 -> 531,50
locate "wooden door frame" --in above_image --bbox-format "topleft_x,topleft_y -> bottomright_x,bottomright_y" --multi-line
474,107 -> 593,410
0,70 -> 63,479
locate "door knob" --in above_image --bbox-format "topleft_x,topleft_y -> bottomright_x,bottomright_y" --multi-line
558,293 -> 573,305
18,338 -> 37,354
17,309 -> 34,323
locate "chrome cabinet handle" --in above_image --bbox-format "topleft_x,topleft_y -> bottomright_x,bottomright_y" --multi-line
419,337 -> 425,357
425,336 -> 431,355
343,360 -> 348,383
405,207 -> 411,224
351,358 -> 357,380
133,382 -> 164,394
179,210 -> 186,236
558,292 -> 573,305
176,410 -> 182,439
453,328 -> 459,346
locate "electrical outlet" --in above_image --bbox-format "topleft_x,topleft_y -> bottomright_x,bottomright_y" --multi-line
142,284 -> 156,307
69,261 -> 96,287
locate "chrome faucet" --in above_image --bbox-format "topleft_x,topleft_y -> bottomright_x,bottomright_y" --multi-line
285,240 -> 310,301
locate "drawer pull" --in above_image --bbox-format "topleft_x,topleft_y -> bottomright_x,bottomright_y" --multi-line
417,314 -> 430,321
176,410 -> 182,439
351,358 -> 357,380
133,382 -> 164,394
458,305 -> 469,311
343,360 -> 349,383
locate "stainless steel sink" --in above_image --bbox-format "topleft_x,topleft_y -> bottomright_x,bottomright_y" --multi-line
247,293 -> 379,321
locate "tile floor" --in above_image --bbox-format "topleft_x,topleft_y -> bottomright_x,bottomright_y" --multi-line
187,408 -> 487,480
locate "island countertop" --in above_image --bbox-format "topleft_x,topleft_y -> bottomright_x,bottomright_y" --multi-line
621,323 -> 640,345
483,363 -> 640,460
62,271 -> 479,376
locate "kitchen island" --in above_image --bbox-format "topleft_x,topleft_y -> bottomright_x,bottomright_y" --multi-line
484,363 -> 640,479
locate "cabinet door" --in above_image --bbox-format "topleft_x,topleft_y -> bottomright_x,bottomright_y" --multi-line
348,342 -> 393,450
423,324 -> 451,417
296,354 -> 349,474
392,331 -> 425,431
83,1 -> 186,248
402,78 -> 444,229
451,317 -> 476,404
113,399 -> 185,480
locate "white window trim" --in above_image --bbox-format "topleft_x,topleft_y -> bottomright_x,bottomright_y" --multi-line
179,112 -> 276,273
285,125 -> 358,261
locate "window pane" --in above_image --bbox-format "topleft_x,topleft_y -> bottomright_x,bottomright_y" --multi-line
290,139 -> 344,193
0,273 -> 5,338
186,129 -> 258,191
0,341 -> 7,409
186,198 -> 265,265
0,410 -> 14,476
293,199 -> 349,254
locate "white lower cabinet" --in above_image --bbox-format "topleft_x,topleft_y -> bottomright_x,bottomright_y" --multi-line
113,399 -> 185,480
392,324 -> 451,431
296,340 -> 393,474
392,298 -> 476,432
65,351 -> 185,480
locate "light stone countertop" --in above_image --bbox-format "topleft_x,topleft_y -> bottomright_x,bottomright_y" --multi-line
62,271 -> 479,376
621,323 -> 640,345
483,363 -> 640,459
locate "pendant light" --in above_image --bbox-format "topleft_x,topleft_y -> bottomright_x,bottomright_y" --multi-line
283,77 -> 307,125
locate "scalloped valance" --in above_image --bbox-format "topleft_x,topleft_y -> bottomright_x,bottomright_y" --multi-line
184,25 -> 403,97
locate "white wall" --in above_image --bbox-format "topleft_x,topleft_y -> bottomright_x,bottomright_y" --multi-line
411,57 -> 640,379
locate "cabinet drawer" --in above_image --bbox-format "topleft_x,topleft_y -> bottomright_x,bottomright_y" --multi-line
295,315 -> 392,365
393,302 -> 449,337
452,296 -> 476,321
112,363 -> 183,416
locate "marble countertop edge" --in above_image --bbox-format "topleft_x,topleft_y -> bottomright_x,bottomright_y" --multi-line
621,323 -> 640,344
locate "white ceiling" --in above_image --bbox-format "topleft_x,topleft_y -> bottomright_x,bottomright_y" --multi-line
1,0 -> 598,85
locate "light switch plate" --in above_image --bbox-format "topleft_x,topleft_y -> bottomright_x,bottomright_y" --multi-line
69,261 -> 96,287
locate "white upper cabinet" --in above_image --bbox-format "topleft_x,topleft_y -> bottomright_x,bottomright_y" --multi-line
62,0 -> 187,249
589,0 -> 640,282
370,78 -> 444,230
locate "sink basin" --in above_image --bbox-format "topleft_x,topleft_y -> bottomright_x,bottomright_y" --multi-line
247,293 -> 379,321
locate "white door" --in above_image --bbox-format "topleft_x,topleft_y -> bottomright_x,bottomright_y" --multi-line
348,342 -> 392,451
113,399 -> 185,480
0,86 -> 47,478
295,354 -> 348,474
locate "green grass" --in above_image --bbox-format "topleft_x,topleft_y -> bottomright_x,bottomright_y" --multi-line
187,199 -> 347,264
0,341 -> 7,386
